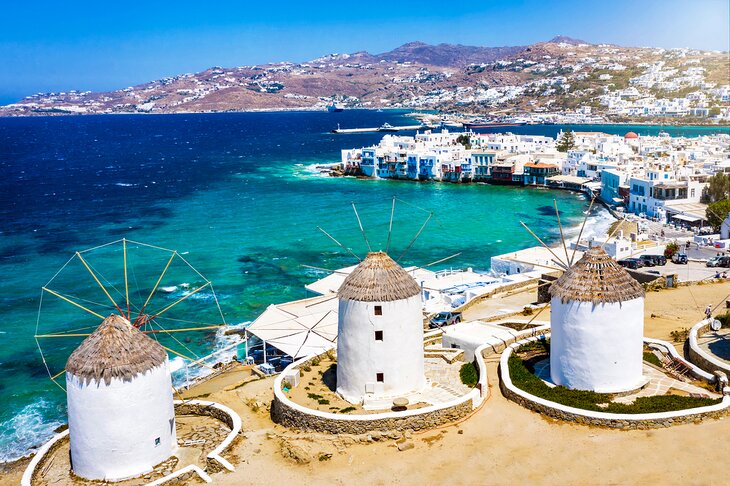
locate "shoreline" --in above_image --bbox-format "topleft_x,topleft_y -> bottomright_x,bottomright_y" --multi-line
0,107 -> 728,128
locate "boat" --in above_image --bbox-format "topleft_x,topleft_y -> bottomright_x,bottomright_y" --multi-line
463,118 -> 526,129
378,123 -> 398,132
327,102 -> 344,113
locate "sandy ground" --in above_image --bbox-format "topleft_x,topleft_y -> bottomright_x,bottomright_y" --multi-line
5,282 -> 730,486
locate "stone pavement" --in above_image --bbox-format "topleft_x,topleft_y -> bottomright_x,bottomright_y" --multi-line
697,329 -> 730,366
363,357 -> 472,410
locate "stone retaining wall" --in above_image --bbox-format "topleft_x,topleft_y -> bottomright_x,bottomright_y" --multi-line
272,350 -> 487,435
271,394 -> 474,434
500,336 -> 730,430
688,320 -> 730,376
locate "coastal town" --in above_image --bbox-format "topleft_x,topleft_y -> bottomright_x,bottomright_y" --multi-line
3,0 -> 730,483
1,39 -> 728,124
336,128 -> 728,228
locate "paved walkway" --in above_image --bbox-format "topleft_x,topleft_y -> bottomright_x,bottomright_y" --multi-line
363,357 -> 472,410
697,329 -> 730,366
533,359 -> 718,403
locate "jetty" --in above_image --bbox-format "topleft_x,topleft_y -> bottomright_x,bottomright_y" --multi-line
331,123 -> 438,134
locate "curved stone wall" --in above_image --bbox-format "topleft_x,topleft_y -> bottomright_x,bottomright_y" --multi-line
688,320 -> 730,377
500,336 -> 730,429
272,350 -> 488,434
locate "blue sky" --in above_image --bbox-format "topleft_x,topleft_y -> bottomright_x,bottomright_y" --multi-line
0,0 -> 728,103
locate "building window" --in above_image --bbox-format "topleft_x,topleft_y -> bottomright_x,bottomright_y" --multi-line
374,305 -> 382,316
376,373 -> 384,382
375,330 -> 383,341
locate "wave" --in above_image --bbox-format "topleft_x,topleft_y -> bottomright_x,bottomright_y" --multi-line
0,399 -> 65,463
170,321 -> 251,388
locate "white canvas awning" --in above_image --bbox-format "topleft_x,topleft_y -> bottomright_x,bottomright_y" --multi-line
246,295 -> 338,359
672,214 -> 701,223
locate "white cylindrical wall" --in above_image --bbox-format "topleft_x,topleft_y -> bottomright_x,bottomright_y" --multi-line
336,295 -> 426,404
66,361 -> 176,481
550,296 -> 644,393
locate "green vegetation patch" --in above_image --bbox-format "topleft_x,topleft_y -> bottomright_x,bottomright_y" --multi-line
643,351 -> 662,368
508,351 -> 720,414
459,361 -> 479,387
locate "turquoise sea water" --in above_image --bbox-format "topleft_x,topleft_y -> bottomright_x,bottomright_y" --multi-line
0,110 -> 726,461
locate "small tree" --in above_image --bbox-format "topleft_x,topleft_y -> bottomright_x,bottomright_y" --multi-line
702,172 -> 730,203
456,134 -> 471,149
556,129 -> 575,152
664,242 -> 679,259
707,199 -> 730,229
709,106 -> 721,116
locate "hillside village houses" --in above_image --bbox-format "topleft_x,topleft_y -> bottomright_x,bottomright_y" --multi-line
340,128 -> 730,225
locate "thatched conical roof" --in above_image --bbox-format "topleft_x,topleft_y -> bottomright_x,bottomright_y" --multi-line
338,251 -> 421,302
549,247 -> 644,304
66,314 -> 167,385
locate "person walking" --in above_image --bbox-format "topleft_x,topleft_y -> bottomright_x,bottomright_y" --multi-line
706,304 -> 713,320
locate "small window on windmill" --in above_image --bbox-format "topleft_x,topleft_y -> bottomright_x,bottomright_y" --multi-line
376,372 -> 384,382
375,330 -> 383,341
154,437 -> 161,446
374,305 -> 382,316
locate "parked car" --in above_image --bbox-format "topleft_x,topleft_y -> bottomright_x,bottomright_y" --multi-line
649,255 -> 667,265
672,253 -> 689,264
429,311 -> 462,329
638,255 -> 656,267
707,256 -> 724,267
618,258 -> 644,270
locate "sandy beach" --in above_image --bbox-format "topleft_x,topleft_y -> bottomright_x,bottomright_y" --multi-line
5,281 -> 729,486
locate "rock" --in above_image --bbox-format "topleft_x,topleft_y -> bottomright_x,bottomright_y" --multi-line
397,441 -> 415,452
404,429 -> 413,439
457,429 -> 464,435
280,441 -> 312,464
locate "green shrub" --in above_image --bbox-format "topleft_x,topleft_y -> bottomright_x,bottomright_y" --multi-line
460,361 -> 479,387
339,406 -> 356,414
643,351 -> 662,368
317,399 -> 330,405
508,354 -> 720,413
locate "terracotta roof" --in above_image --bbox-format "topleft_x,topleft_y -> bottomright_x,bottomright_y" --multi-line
338,251 -> 421,302
549,247 -> 644,304
66,314 -> 167,385
624,131 -> 639,139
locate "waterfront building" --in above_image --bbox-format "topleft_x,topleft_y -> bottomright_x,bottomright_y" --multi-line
549,248 -> 646,393
523,161 -> 560,186
471,151 -> 497,181
65,314 -> 176,481
336,252 -> 426,405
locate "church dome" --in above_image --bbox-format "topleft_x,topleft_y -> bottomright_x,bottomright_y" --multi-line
624,131 -> 638,139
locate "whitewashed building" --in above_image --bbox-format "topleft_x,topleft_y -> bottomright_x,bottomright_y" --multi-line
549,248 -> 646,393
336,252 -> 426,405
65,314 -> 176,481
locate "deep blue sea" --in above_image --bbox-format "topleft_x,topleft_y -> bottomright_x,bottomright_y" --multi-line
0,110 -> 727,462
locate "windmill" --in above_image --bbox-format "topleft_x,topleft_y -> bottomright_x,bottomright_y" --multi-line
34,238 -> 228,392
244,197 -> 462,367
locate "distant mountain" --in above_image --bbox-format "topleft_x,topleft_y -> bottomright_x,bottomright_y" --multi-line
545,35 -> 589,45
1,36 -> 727,119
374,41 -> 525,67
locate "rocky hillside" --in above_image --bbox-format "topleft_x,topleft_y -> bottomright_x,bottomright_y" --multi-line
1,37 -> 727,120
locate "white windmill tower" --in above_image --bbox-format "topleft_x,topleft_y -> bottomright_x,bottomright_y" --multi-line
336,251 -> 426,404
310,198 -> 456,405
34,239 -> 228,481
521,197 -> 647,393
65,314 -> 176,481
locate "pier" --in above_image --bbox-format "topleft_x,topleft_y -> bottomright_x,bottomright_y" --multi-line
332,123 -> 438,134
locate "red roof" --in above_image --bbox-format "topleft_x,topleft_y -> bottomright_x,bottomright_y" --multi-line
624,131 -> 638,139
